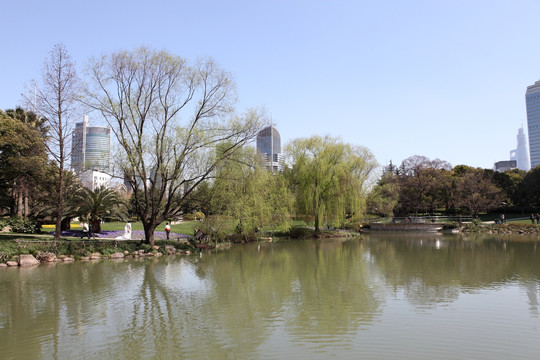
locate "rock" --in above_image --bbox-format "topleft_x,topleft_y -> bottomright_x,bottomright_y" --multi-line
63,257 -> 74,262
80,257 -> 90,261
58,255 -> 67,260
123,251 -> 129,255
186,251 -> 191,255
110,252 -> 124,259
7,261 -> 18,267
1,226 -> 12,232
145,253 -> 155,257
155,252 -> 163,257
19,254 -> 40,267
165,245 -> 176,255
153,246 -> 160,250
42,252 -> 57,262
90,253 -> 102,260
0,263 -> 7,267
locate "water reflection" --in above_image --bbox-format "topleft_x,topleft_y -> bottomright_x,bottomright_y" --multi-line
1,234 -> 540,359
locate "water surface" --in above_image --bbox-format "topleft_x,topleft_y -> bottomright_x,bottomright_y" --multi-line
1,233 -> 540,359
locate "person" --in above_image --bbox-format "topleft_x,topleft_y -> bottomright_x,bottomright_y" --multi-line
124,222 -> 132,239
165,222 -> 171,240
81,222 -> 90,239
115,222 -> 132,240
536,213 -> 540,225
531,214 -> 535,224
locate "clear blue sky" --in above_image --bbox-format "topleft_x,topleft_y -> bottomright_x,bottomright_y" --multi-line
3,0 -> 540,169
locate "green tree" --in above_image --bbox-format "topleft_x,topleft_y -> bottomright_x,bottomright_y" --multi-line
31,165 -> 83,230
367,171 -> 399,217
75,186 -> 127,233
396,156 -> 451,216
207,147 -> 293,240
455,167 -> 504,216
84,47 -> 267,245
518,166 -> 540,207
0,109 -> 48,217
286,135 -> 377,232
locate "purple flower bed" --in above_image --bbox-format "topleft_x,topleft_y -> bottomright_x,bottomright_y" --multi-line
51,230 -> 190,240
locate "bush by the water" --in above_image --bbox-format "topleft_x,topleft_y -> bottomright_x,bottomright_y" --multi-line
288,226 -> 315,238
0,217 -> 41,234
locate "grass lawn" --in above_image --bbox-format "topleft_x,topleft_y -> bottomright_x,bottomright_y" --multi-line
41,220 -> 200,236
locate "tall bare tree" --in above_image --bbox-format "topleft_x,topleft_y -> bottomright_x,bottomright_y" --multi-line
32,44 -> 80,239
84,47 -> 267,245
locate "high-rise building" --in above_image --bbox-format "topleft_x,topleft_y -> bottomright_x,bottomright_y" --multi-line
71,115 -> 111,174
256,126 -> 283,172
525,81 -> 540,169
509,127 -> 530,171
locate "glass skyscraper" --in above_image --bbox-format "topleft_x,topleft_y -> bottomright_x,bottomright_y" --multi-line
71,116 -> 111,174
256,126 -> 283,172
526,81 -> 540,169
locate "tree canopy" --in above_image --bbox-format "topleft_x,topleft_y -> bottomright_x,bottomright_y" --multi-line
83,47 -> 268,244
286,135 -> 377,232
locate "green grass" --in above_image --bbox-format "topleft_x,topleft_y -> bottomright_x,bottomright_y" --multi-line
41,220 -> 200,236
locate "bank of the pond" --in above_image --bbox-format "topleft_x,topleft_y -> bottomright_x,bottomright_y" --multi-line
461,222 -> 540,235
0,237 -> 232,267
362,221 -> 540,235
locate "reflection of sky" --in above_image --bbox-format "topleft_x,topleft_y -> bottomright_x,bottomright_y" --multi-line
162,258 -> 210,295
4,238 -> 540,360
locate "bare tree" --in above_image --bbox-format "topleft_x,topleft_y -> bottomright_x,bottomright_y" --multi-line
32,44 -> 80,239
84,47 -> 267,245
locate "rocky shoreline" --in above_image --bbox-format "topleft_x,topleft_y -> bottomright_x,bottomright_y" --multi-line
0,242 -> 207,268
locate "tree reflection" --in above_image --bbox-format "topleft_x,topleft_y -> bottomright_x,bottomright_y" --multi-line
367,233 -> 540,312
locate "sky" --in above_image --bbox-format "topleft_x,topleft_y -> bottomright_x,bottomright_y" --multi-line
2,0 -> 540,170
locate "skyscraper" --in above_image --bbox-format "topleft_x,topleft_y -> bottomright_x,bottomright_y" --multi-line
256,126 -> 283,172
525,81 -> 540,169
509,127 -> 530,171
71,115 -> 111,174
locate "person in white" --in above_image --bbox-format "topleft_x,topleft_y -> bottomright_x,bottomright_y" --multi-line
115,222 -> 132,240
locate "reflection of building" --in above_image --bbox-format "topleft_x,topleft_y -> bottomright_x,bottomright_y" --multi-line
525,81 -> 540,169
510,127 -> 530,171
256,126 -> 284,172
71,115 -> 111,174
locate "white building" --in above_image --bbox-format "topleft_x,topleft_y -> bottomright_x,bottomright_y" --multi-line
79,170 -> 111,191
509,127 -> 530,171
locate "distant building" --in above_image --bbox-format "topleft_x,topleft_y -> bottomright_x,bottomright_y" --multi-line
525,81 -> 540,169
494,160 -> 517,172
71,115 -> 111,174
509,127 -> 530,171
256,126 -> 284,172
78,170 -> 111,191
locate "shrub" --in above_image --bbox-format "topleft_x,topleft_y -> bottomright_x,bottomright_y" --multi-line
3,217 -> 41,234
289,226 -> 315,238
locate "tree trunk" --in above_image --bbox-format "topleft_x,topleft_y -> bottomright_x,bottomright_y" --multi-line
23,179 -> 29,220
143,222 -> 157,246
314,213 -> 321,233
90,219 -> 101,233
16,179 -> 23,218
55,167 -> 64,241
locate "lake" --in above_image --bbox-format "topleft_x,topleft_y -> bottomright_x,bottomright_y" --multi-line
1,232 -> 540,359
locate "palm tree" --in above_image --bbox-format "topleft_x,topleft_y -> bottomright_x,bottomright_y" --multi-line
76,186 -> 127,233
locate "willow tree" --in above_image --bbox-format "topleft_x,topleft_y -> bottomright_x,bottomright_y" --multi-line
84,47 -> 267,245
286,135 -> 377,232
208,147 -> 293,240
